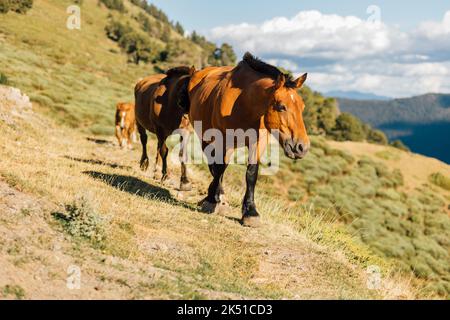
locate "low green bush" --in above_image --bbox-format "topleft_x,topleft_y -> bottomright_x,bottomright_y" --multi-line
267,139 -> 450,296
0,0 -> 33,14
0,72 -> 8,85
429,172 -> 450,191
53,196 -> 107,248
99,0 -> 125,12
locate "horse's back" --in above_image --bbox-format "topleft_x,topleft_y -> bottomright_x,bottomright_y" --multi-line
134,74 -> 165,132
189,66 -> 234,129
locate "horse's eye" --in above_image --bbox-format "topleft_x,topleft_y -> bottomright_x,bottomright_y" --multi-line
274,104 -> 287,112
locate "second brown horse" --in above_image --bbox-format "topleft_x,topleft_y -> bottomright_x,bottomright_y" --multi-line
134,67 -> 195,191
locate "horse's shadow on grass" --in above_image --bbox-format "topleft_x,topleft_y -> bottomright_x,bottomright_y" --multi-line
86,137 -> 114,146
83,171 -> 197,212
65,156 -> 131,170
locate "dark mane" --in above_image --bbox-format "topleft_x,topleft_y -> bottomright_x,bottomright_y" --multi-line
165,66 -> 192,78
241,52 -> 296,88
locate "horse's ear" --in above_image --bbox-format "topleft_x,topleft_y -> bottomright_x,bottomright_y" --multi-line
189,66 -> 196,76
294,73 -> 308,88
274,74 -> 286,90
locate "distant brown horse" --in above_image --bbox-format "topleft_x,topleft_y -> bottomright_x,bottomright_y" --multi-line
134,67 -> 195,191
188,52 -> 310,227
115,102 -> 137,149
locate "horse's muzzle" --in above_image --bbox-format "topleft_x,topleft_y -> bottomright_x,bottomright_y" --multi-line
282,139 -> 309,160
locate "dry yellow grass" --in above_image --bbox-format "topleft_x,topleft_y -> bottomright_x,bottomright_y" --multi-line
0,97 -> 420,299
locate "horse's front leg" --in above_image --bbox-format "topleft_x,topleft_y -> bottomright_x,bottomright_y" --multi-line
115,125 -> 123,147
241,163 -> 260,227
200,163 -> 228,214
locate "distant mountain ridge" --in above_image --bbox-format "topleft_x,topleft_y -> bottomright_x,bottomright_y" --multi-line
337,93 -> 450,163
326,90 -> 390,101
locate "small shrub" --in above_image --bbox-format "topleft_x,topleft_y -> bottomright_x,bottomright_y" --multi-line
0,0 -> 33,14
390,139 -> 410,152
375,150 -> 400,161
105,19 -> 163,64
367,129 -> 388,145
429,172 -> 450,191
53,196 -> 107,247
99,0 -> 125,12
288,188 -> 303,202
330,113 -> 366,142
1,285 -> 25,299
0,72 -> 8,85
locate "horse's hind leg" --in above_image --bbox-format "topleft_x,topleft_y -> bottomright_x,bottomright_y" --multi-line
137,123 -> 149,171
206,163 -> 228,209
179,130 -> 192,191
156,133 -> 169,183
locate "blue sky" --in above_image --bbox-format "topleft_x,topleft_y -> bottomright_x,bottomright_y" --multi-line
151,0 -> 448,32
151,1 -> 450,97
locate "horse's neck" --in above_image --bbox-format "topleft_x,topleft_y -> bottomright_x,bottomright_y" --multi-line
231,65 -> 272,120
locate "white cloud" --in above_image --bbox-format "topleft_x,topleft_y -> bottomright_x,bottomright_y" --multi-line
208,10 -> 450,97
211,11 -> 407,60
416,11 -> 450,39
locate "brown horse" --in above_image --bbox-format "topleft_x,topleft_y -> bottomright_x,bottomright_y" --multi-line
134,67 -> 195,191
188,52 -> 310,227
115,102 -> 137,149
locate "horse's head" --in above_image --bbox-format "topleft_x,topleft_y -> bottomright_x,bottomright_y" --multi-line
116,103 -> 134,129
264,73 -> 310,159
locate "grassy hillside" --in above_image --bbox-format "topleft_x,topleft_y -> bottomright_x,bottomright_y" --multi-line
0,87 -> 419,299
0,0 -> 220,135
255,138 -> 450,296
1,0 -> 449,299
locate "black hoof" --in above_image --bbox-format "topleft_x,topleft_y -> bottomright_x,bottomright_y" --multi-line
241,206 -> 261,228
179,181 -> 192,191
140,158 -> 149,171
241,215 -> 261,228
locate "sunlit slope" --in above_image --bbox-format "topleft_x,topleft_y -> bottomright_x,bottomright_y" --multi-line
0,89 -> 416,299
0,0 -> 202,134
256,137 -> 450,296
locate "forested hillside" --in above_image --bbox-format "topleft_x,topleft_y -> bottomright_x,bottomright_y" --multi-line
338,94 -> 450,163
0,0 -> 235,135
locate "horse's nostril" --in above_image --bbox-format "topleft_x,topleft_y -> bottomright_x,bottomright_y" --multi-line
295,143 -> 304,154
